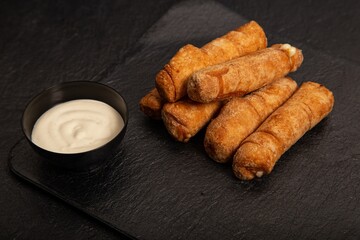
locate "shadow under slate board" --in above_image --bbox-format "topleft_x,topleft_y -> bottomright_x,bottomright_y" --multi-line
9,1 -> 360,239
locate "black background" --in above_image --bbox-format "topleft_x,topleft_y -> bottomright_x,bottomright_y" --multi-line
1,0 -> 360,239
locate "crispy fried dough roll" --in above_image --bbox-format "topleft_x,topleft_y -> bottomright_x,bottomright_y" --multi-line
205,77 -> 297,163
233,82 -> 334,180
139,88 -> 165,120
187,43 -> 303,103
162,99 -> 222,142
156,21 -> 267,102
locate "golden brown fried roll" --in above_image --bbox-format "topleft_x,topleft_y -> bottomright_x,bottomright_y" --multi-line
139,88 -> 165,120
205,77 -> 297,163
162,99 -> 222,142
187,43 -> 303,103
156,21 -> 267,102
233,82 -> 334,180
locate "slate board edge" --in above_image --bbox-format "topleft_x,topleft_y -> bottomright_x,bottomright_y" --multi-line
8,139 -> 137,240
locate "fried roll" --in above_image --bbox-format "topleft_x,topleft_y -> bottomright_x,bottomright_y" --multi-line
205,77 -> 297,163
139,88 -> 165,120
156,21 -> 267,102
187,43 -> 303,103
233,82 -> 334,180
162,99 -> 222,142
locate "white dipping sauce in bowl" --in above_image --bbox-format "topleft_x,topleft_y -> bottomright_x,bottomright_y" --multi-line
31,99 -> 124,154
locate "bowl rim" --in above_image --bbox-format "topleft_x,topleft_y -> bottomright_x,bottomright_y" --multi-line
21,80 -> 129,156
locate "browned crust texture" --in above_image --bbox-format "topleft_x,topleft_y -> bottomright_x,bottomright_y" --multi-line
233,82 -> 334,180
204,77 -> 297,163
156,21 -> 267,102
187,44 -> 304,103
161,99 -> 222,142
139,88 -> 165,120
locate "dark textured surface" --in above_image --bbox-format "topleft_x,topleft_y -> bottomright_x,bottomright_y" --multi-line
2,0 -> 360,239
218,0 -> 360,64
8,1 -> 360,239
0,1 -> 177,239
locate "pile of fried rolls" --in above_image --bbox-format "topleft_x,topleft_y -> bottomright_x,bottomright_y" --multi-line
139,21 -> 334,180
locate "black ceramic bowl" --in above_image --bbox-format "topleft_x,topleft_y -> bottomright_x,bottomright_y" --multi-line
22,81 -> 129,171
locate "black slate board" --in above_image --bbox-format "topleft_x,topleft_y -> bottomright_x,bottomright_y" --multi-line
9,1 -> 360,239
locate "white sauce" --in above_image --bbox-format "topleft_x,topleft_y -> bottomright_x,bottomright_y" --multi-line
31,99 -> 124,154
